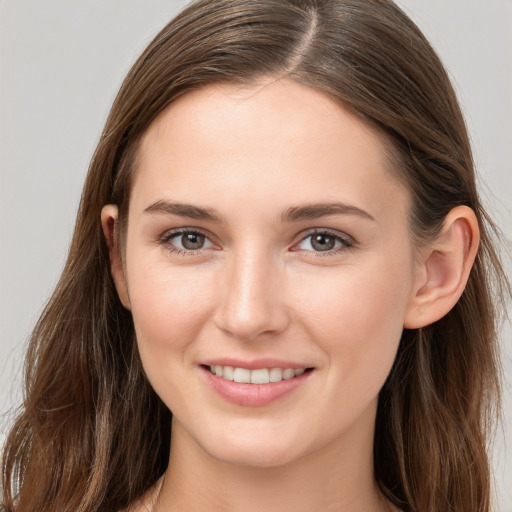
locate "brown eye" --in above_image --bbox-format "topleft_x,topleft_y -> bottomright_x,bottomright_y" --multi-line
180,232 -> 206,250
310,233 -> 336,251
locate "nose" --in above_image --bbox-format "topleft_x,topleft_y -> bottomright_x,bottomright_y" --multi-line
213,249 -> 290,340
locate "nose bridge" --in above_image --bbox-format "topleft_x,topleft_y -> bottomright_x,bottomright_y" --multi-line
214,242 -> 288,339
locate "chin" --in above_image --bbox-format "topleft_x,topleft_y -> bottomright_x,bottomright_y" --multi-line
209,444 -> 301,469
198,427 -> 307,469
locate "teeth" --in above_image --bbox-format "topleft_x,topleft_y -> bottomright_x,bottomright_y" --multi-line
209,365 -> 308,383
269,368 -> 282,382
282,368 -> 295,380
223,366 -> 234,381
233,367 -> 251,383
251,369 -> 269,384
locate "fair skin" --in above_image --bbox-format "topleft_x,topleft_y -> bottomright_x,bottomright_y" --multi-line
102,79 -> 479,512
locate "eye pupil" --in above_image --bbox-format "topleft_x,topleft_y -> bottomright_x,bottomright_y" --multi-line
311,234 -> 335,251
182,232 -> 205,250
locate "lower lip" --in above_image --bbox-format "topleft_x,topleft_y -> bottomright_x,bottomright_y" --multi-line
201,367 -> 313,407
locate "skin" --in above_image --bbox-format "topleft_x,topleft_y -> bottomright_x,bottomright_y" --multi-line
103,79 -> 479,512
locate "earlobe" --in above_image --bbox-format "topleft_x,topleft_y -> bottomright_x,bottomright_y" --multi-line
100,204 -> 131,310
404,206 -> 480,329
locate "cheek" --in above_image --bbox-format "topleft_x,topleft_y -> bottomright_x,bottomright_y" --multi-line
298,262 -> 410,333
127,261 -> 215,361
293,257 -> 412,388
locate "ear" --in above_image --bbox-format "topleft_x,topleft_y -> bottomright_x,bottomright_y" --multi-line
101,204 -> 131,310
404,205 -> 480,329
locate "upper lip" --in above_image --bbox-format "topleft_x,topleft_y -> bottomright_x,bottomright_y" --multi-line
200,358 -> 313,370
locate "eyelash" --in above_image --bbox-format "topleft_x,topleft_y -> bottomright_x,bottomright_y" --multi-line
158,229 -> 214,256
294,229 -> 354,256
157,228 -> 354,257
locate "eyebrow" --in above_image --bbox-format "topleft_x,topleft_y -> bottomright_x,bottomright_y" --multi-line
144,200 -> 222,222
281,202 -> 375,223
143,199 -> 375,223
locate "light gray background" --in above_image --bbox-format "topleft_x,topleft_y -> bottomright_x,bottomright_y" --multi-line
1,1 -> 511,509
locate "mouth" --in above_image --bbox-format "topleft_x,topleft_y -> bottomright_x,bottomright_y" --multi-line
200,362 -> 315,406
204,365 -> 314,384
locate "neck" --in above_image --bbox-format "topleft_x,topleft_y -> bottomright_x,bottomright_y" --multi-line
155,404 -> 391,512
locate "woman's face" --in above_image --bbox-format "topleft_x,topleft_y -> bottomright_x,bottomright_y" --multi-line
115,79 -> 422,467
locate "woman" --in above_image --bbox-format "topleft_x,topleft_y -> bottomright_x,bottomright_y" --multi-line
1,0 -> 509,511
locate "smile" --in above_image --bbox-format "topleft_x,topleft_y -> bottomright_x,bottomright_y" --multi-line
201,362 -> 315,406
208,365 -> 307,384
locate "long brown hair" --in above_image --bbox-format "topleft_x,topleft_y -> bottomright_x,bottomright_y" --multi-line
2,1 -> 509,511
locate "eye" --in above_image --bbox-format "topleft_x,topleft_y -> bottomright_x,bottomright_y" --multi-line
295,230 -> 352,253
160,229 -> 215,253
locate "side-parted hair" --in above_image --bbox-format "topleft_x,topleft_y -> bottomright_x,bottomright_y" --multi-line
2,1 -> 509,511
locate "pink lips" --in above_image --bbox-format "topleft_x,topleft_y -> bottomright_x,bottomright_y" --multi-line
200,359 -> 313,407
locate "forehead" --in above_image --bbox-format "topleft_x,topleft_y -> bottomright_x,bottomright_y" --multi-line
132,79 -> 409,223
141,79 -> 388,163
